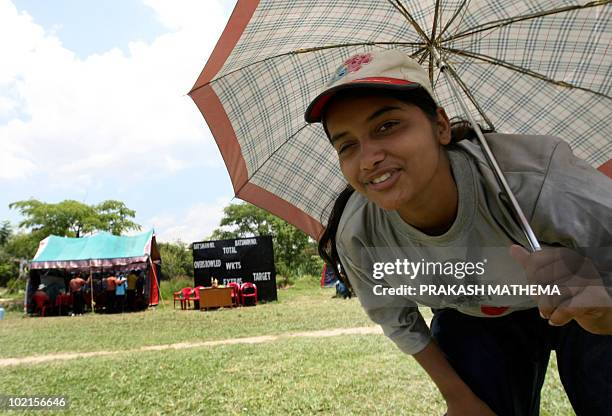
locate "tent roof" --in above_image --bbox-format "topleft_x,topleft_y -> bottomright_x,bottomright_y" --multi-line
31,230 -> 160,269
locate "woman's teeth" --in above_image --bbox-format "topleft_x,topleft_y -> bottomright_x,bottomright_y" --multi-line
371,172 -> 392,184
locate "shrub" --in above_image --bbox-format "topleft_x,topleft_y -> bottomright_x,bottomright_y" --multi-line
159,277 -> 193,302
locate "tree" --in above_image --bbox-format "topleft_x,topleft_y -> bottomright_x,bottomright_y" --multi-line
0,250 -> 19,287
0,230 -> 46,286
3,232 -> 42,260
209,203 -> 275,239
0,224 -> 36,287
95,200 -> 140,235
0,221 -> 12,246
0,222 -> 16,286
9,199 -> 141,238
158,241 -> 193,280
208,203 -> 322,281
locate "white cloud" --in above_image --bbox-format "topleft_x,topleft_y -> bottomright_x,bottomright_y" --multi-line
148,196 -> 232,243
0,0 -> 229,188
0,96 -> 17,116
0,136 -> 35,180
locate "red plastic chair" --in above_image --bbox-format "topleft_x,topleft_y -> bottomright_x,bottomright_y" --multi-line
173,290 -> 182,309
55,293 -> 73,315
32,293 -> 51,317
228,282 -> 241,307
192,286 -> 206,300
192,286 -> 205,308
179,287 -> 194,310
240,282 -> 257,306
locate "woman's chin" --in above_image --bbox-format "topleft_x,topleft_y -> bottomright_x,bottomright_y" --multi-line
357,186 -> 412,211
370,197 -> 405,212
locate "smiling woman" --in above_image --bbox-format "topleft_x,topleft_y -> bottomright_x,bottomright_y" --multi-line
306,49 -> 612,416
323,89 -> 458,235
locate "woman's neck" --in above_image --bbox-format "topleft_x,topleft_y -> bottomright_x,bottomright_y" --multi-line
396,152 -> 458,236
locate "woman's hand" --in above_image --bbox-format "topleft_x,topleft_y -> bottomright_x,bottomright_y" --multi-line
413,341 -> 497,416
510,245 -> 612,334
446,392 -> 497,416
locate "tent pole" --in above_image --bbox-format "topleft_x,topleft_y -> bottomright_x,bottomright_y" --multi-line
148,257 -> 164,308
23,276 -> 30,315
89,264 -> 94,314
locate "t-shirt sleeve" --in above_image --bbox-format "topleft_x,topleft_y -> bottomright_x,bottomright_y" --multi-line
337,234 -> 432,355
531,140 -> 612,278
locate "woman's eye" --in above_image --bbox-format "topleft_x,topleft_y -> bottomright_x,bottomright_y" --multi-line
378,121 -> 399,133
337,142 -> 355,154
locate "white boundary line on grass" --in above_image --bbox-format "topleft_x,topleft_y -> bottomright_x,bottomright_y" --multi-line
0,326 -> 383,367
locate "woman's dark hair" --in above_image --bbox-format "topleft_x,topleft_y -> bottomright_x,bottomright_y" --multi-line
317,87 -> 492,294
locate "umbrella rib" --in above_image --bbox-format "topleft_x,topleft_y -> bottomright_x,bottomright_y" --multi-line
411,46 -> 428,60
387,0 -> 432,45
189,42 -> 425,94
437,0 -> 470,42
442,0 -> 611,43
442,47 -> 611,100
434,67 -> 444,90
417,49 -> 430,65
430,0 -> 442,86
440,63 -> 496,131
431,0 -> 441,41
292,41 -> 425,54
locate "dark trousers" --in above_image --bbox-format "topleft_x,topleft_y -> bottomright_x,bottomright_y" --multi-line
127,290 -> 136,310
431,308 -> 612,416
115,295 -> 125,313
72,291 -> 84,314
106,292 -> 116,313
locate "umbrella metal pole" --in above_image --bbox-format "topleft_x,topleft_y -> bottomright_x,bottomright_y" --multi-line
431,48 -> 541,252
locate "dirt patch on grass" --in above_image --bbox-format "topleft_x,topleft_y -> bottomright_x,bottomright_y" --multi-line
0,326 -> 383,367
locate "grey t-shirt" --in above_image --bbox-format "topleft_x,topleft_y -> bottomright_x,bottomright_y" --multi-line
336,133 -> 612,355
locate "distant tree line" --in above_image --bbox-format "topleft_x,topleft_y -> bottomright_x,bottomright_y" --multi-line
158,202 -> 322,284
207,202 -> 322,283
0,199 -> 140,288
0,199 -> 322,289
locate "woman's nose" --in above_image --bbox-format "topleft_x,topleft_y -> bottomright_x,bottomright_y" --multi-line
359,139 -> 385,171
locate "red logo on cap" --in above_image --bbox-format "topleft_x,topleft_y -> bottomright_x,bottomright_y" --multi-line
344,53 -> 372,73
329,53 -> 373,85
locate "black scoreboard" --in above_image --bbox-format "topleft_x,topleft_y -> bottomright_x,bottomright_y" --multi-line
192,235 -> 277,302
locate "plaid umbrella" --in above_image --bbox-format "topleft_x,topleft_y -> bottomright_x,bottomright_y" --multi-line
189,0 -> 612,240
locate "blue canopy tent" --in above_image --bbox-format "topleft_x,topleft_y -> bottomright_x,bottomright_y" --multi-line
27,230 -> 161,314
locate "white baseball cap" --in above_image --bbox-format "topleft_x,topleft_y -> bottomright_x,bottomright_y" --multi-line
305,49 -> 434,123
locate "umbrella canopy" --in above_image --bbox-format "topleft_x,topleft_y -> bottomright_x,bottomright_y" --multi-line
190,0 -> 612,238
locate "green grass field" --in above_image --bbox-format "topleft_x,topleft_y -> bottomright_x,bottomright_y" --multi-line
0,277 -> 573,415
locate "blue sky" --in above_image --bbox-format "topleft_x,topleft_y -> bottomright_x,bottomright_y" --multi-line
13,0 -> 167,59
0,0 -> 238,243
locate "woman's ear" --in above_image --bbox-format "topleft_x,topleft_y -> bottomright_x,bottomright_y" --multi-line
435,107 -> 452,145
